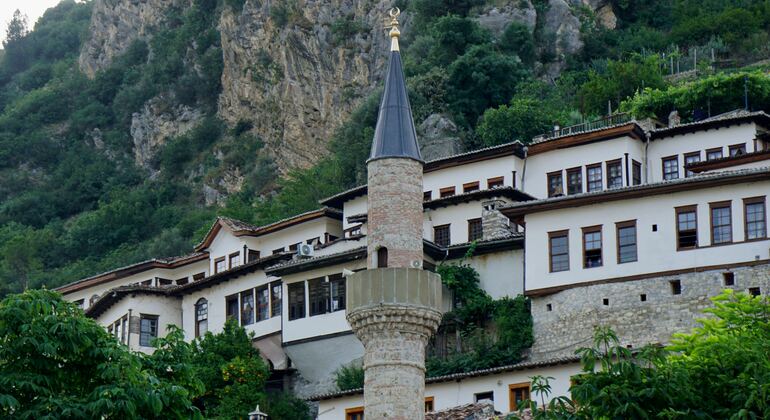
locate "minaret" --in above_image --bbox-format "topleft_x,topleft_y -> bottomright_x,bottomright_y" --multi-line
346,9 -> 443,419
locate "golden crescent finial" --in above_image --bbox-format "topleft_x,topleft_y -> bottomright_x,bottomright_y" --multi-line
388,7 -> 400,52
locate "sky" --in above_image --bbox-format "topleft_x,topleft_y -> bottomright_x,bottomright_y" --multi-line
0,0 -> 64,44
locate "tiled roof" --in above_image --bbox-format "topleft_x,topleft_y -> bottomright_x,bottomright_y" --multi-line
265,246 -> 367,276
425,401 -> 496,420
650,110 -> 770,139
309,355 -> 580,401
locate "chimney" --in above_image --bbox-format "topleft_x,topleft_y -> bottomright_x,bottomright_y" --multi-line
668,110 -> 681,127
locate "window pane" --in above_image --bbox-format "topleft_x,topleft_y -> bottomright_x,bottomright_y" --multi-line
257,286 -> 269,321
548,173 -> 563,197
711,206 -> 732,244
567,169 -> 582,195
468,219 -> 483,241
309,278 -> 329,316
434,225 -> 450,247
746,202 -> 767,239
330,274 -> 346,312
288,283 -> 306,320
241,292 -> 254,326
549,235 -> 569,272
270,282 -> 282,317
618,225 -> 637,263
663,157 -> 679,180
677,210 -> 698,248
587,166 -> 602,192
607,162 -> 622,188
583,231 -> 602,268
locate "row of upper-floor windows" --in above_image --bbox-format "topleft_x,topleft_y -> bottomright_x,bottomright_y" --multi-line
287,273 -> 347,320
547,159 -> 642,198
425,175 -> 507,201
211,234 -> 342,275
661,143 -> 748,180
548,197 -> 767,272
432,218 -> 484,247
106,313 -> 157,347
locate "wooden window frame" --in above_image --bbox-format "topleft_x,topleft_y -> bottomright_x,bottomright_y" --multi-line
270,281 -> 282,317
548,230 -> 570,273
632,160 -> 642,185
675,205 -> 698,251
586,163 -> 603,192
256,285 -> 270,322
743,196 -> 767,241
272,247 -> 285,255
463,181 -> 480,193
487,176 -> 504,189
434,224 -> 451,247
729,143 -> 747,156
425,396 -> 435,413
547,170 -> 563,197
566,166 -> 582,195
345,406 -> 364,420
582,225 -> 603,268
240,289 -> 255,326
139,314 -> 159,347
661,155 -> 679,180
288,282 -> 306,321
616,220 -> 638,264
214,257 -> 226,274
195,298 -> 208,338
683,151 -> 701,177
508,382 -> 532,411
423,191 -> 432,201
308,277 -> 330,316
228,252 -> 241,269
248,249 -> 260,262
606,159 -> 623,189
439,186 -> 456,198
193,272 -> 205,281
225,294 -> 239,323
706,147 -> 723,161
709,200 -> 733,245
468,218 -> 483,242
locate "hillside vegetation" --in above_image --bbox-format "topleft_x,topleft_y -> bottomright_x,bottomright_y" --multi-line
2,0 -> 770,294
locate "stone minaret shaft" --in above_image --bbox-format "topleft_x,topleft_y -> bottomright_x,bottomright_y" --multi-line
346,9 -> 442,420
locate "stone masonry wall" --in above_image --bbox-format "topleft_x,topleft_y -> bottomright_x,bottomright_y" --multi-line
529,263 -> 770,360
367,158 -> 424,269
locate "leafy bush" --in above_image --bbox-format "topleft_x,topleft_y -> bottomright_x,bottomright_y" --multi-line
477,98 -> 554,146
334,362 -> 365,391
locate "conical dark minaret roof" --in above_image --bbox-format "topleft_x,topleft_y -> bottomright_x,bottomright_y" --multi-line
368,12 -> 422,163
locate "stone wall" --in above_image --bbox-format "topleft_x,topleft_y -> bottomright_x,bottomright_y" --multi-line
529,263 -> 770,360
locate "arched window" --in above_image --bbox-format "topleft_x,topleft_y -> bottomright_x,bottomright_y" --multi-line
377,247 -> 388,268
195,298 -> 208,338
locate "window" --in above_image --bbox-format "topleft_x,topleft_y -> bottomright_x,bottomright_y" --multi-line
240,290 -> 254,326
434,224 -> 450,247
193,272 -> 205,281
439,186 -> 456,198
729,143 -> 746,156
547,171 -> 563,197
289,242 -> 300,252
710,202 -> 732,244
377,247 -> 388,268
139,315 -> 158,347
509,383 -> 531,411
229,252 -> 240,269
272,247 -> 285,255
706,147 -> 723,160
723,272 -> 735,286
468,218 -> 483,241
309,277 -> 329,316
121,317 -> 128,344
676,206 -> 698,249
606,160 -> 623,188
566,167 -> 582,195
226,294 -> 239,322
330,274 -> 346,312
270,281 -> 282,317
423,191 -> 432,201
345,407 -> 364,420
256,286 -> 269,321
670,280 -> 682,295
616,221 -> 637,263
487,176 -> 504,188
248,249 -> 260,262
463,181 -> 480,193
744,197 -> 767,240
587,164 -> 602,192
583,226 -> 603,268
195,298 -> 208,337
662,156 -> 679,180
632,160 -> 642,185
288,282 -> 305,320
684,152 -> 700,177
425,397 -> 434,413
214,257 -> 226,274
749,287 -> 761,297
474,391 -> 494,402
176,276 -> 189,286
549,231 -> 569,272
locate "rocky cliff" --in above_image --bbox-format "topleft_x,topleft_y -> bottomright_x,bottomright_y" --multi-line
77,0 -> 615,176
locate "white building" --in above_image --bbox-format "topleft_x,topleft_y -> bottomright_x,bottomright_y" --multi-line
57,108 -> 770,416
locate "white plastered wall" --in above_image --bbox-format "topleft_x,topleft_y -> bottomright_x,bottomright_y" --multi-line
95,293 -> 182,354
648,123 -> 758,182
424,201 -> 486,245
524,136 -> 645,199
423,155 -> 521,200
524,180 -> 770,291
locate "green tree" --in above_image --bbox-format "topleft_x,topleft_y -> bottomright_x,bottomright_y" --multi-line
0,289 -> 202,419
476,98 -> 554,146
579,54 -> 666,115
500,23 -> 536,66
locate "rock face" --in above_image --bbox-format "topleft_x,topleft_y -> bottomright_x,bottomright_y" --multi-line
418,114 -> 463,161
130,95 -> 203,171
476,0 -> 537,37
217,0 -> 394,173
79,0 -> 190,77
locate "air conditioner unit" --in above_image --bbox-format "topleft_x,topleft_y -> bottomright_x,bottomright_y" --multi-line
297,243 -> 314,257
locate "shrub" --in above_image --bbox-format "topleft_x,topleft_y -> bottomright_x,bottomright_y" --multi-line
334,362 -> 365,391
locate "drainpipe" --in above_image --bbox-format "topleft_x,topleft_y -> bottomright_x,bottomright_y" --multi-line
127,308 -> 132,348
624,153 -> 630,186
520,146 -> 529,191
644,134 -> 650,184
